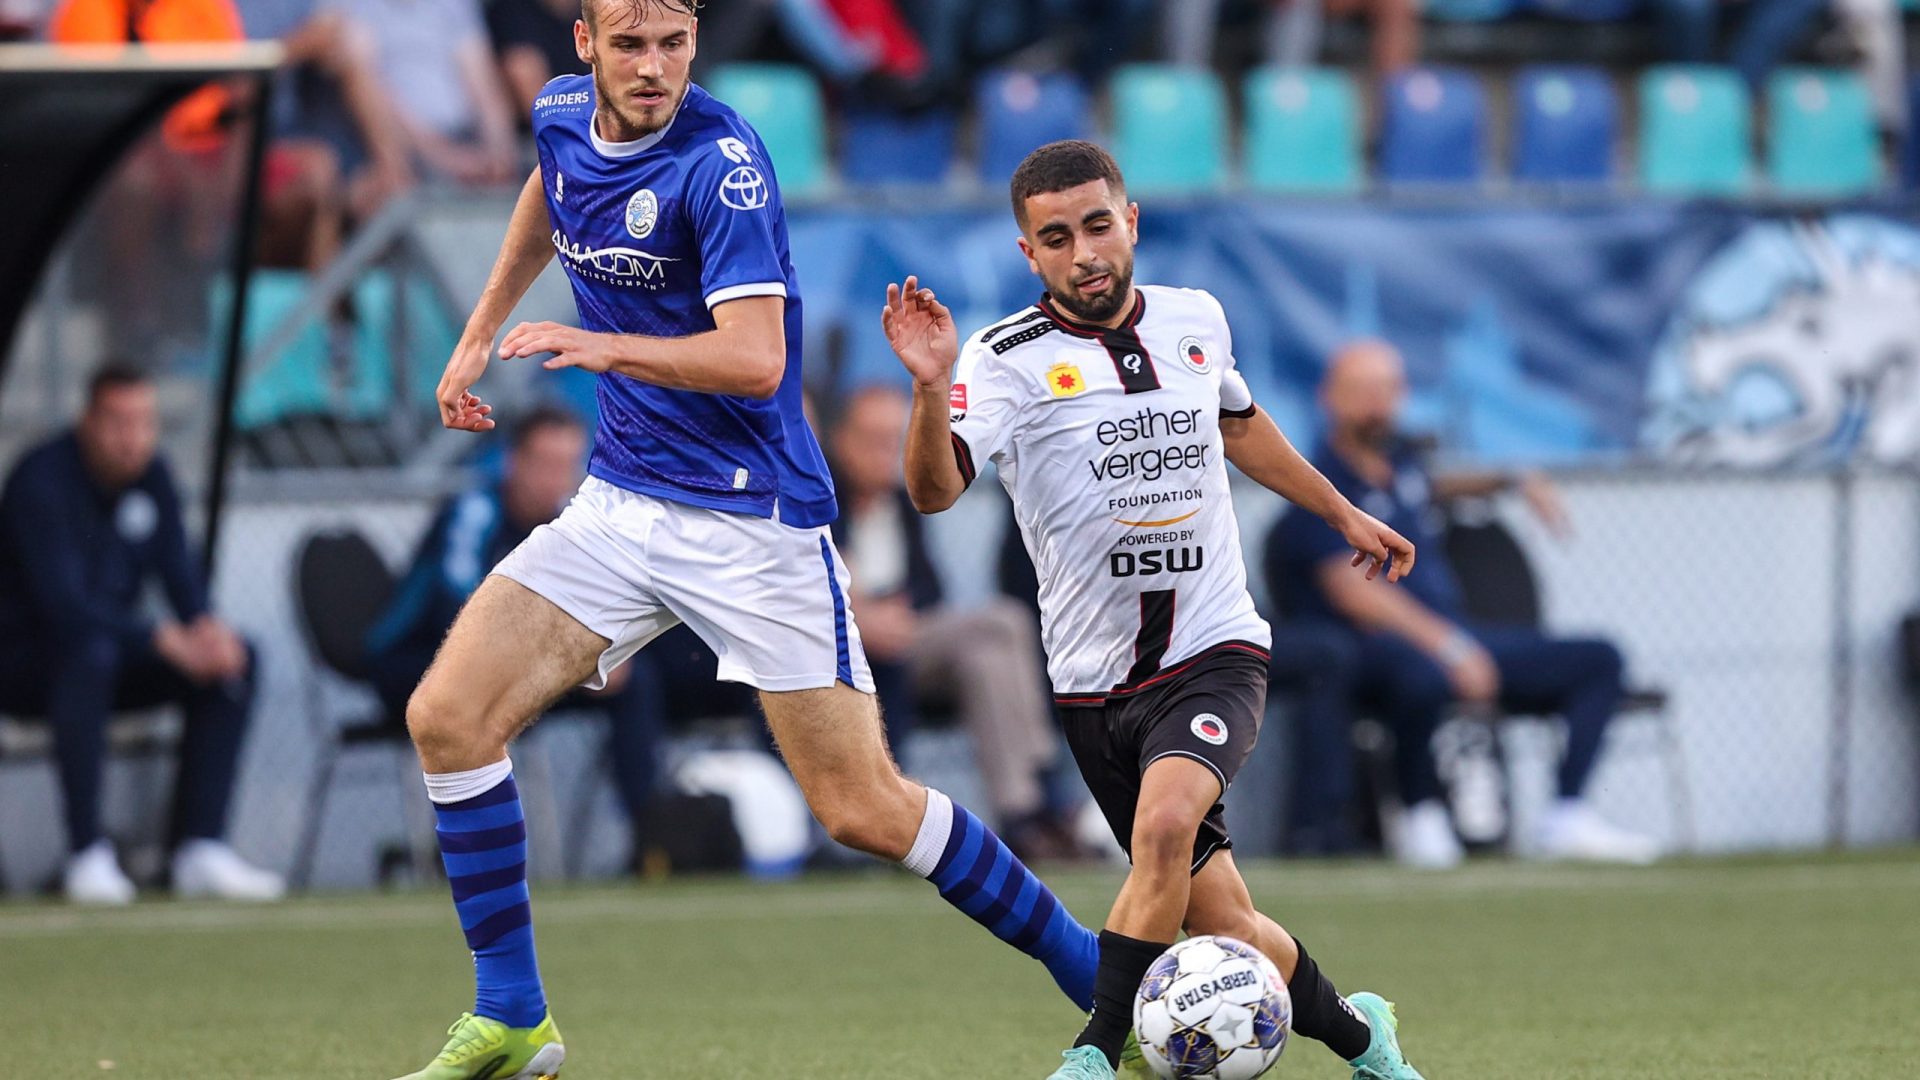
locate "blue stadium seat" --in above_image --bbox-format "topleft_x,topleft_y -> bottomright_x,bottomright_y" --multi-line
705,64 -> 831,196
1111,65 -> 1229,194
840,108 -> 960,186
975,70 -> 1091,182
1244,66 -> 1363,193
1379,67 -> 1487,184
1513,66 -> 1618,183
1524,0 -> 1641,19
1638,66 -> 1752,194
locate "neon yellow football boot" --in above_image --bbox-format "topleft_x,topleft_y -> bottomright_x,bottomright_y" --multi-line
390,1011 -> 564,1080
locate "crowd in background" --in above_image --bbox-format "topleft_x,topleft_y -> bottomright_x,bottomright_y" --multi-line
0,0 -> 1911,272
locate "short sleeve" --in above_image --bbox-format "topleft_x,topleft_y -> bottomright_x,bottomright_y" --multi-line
948,340 -> 1022,486
1205,291 -> 1255,417
686,134 -> 790,311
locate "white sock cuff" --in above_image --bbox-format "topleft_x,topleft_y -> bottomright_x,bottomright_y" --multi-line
901,787 -> 955,879
422,758 -> 513,805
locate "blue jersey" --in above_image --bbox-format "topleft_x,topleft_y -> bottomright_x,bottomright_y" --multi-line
531,76 -> 835,527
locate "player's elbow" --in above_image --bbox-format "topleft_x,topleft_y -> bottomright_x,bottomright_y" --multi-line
906,479 -> 960,514
740,353 -> 784,399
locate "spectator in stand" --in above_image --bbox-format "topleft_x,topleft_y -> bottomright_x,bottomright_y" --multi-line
1649,0 -> 1827,92
0,364 -> 284,904
362,405 -> 666,865
47,0 -> 372,273
330,0 -> 518,186
1267,341 -> 1659,869
828,385 -> 1085,859
1162,0 -> 1419,81
234,0 -> 416,232
487,0 -> 588,118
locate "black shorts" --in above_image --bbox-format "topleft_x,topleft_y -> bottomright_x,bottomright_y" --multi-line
1058,645 -> 1269,875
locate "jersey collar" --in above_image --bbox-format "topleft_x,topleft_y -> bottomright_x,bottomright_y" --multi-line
588,85 -> 692,159
1037,288 -> 1145,338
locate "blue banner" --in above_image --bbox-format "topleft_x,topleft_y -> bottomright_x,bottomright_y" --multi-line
787,201 -> 1920,465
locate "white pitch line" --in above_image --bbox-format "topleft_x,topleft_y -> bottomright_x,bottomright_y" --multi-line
0,858 -> 1913,941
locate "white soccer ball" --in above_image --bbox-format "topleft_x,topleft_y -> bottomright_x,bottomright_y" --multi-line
1134,935 -> 1291,1080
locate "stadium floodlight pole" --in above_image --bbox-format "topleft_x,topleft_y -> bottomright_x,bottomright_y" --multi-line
200,71 -> 276,579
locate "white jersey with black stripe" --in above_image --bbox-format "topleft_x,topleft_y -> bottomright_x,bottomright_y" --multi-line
949,284 -> 1273,701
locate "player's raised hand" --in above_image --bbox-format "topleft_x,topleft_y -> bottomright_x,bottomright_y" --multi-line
437,338 -> 497,432
1340,508 -> 1417,583
500,321 -> 618,374
882,275 -> 958,386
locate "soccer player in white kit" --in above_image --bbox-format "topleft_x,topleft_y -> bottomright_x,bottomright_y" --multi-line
883,141 -> 1428,1080
386,6 -> 1101,1077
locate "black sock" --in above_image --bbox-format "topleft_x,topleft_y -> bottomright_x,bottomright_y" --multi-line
1074,930 -> 1170,1067
1286,934 -> 1373,1061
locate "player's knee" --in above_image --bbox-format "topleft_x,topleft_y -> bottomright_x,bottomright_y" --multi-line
1131,801 -> 1202,869
405,684 -> 487,761
1185,904 -> 1260,944
814,793 -> 911,859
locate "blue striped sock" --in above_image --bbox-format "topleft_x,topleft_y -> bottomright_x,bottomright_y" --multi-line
432,772 -> 547,1028
905,790 -> 1099,1010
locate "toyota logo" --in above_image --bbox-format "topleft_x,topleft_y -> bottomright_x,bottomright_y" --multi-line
720,165 -> 768,210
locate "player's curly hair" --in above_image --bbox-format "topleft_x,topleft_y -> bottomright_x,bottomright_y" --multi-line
1008,140 -> 1127,229
582,0 -> 701,30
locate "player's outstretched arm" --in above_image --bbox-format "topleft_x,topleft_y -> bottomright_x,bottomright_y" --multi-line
438,166 -> 556,431
497,296 -> 786,398
1222,405 -> 1416,582
882,276 -> 966,513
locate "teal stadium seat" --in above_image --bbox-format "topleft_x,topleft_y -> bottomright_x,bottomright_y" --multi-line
704,64 -> 829,196
1638,66 -> 1753,194
1245,67 -> 1362,193
210,270 -> 331,430
353,269 -> 461,419
1768,68 -> 1879,196
1111,65 -> 1229,194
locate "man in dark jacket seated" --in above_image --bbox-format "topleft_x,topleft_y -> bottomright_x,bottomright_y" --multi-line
1267,341 -> 1657,868
363,405 -> 663,862
828,385 -> 1085,859
0,363 -> 282,903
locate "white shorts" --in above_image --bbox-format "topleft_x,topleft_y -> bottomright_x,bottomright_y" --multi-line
492,476 -> 875,694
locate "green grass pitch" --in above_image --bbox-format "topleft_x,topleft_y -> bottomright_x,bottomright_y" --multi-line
6,849 -> 1917,1078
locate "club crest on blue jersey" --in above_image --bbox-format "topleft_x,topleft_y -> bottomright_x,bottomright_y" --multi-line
625,188 -> 658,239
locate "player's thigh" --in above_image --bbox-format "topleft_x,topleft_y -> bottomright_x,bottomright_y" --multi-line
1133,755 -> 1226,858
412,575 -> 609,748
649,504 -> 875,695
758,683 -> 919,850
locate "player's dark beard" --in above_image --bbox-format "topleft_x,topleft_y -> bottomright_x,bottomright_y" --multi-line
1049,259 -> 1134,325
590,64 -> 682,138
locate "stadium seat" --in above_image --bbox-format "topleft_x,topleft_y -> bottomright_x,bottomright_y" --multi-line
840,108 -> 959,186
975,69 -> 1091,182
352,269 -> 461,419
1907,76 -> 1920,189
1638,66 -> 1753,195
1110,65 -> 1229,194
211,270 -> 332,429
704,64 -> 830,196
1524,0 -> 1641,20
1244,66 -> 1363,193
1513,66 -> 1618,184
1422,0 -> 1519,18
1767,68 -> 1880,196
1378,67 -> 1487,184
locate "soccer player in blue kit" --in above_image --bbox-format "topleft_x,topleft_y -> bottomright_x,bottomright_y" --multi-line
385,2 -> 1099,1077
